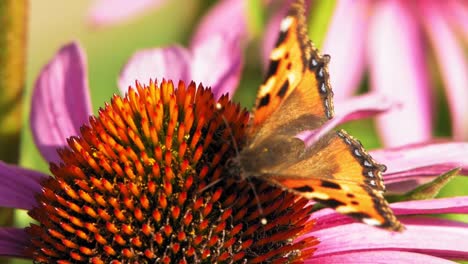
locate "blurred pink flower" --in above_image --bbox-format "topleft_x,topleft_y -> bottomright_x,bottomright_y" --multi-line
119,0 -> 248,100
87,0 -> 168,27
1,41 -> 468,263
324,0 -> 468,147
265,0 -> 468,147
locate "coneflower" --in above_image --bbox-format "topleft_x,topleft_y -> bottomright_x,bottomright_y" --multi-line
1,42 -> 468,264
25,79 -> 317,263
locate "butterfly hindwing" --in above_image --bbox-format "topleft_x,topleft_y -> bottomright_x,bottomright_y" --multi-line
268,177 -> 402,231
263,130 -> 403,231
249,0 -> 333,144
279,130 -> 387,192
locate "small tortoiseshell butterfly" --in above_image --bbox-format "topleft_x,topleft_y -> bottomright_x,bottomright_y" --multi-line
237,0 -> 403,231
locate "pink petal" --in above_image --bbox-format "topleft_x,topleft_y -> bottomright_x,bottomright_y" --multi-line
368,1 -> 432,147
302,93 -> 396,147
322,0 -> 370,98
309,218 -> 468,259
312,196 -> 468,231
370,142 -> 468,185
0,228 -> 30,258
190,34 -> 243,99
334,93 -> 397,121
191,0 -> 248,47
391,196 -> 468,215
308,250 -> 454,264
31,42 -> 93,163
444,1 -> 468,41
421,2 -> 468,141
87,0 -> 166,27
118,46 -> 191,94
0,162 -> 47,210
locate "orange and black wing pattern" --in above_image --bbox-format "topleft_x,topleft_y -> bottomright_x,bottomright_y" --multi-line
267,130 -> 403,231
248,0 -> 334,144
240,0 -> 403,232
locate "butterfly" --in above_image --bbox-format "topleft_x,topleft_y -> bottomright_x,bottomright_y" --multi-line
236,0 -> 403,231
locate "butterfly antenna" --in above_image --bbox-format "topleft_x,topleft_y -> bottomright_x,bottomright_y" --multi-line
198,177 -> 223,193
216,103 -> 267,225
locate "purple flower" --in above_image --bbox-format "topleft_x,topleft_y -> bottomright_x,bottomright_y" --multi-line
265,0 -> 468,147
1,42 -> 468,262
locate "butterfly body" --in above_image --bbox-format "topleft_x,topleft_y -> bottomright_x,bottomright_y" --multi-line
236,0 -> 403,231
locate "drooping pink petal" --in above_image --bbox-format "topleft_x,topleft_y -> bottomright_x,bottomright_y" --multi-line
334,92 -> 397,122
87,0 -> 166,27
308,250 -> 454,264
322,0 -> 370,98
421,2 -> 468,141
368,1 -> 432,147
118,46 -> 192,95
191,0 -> 248,47
31,42 -> 93,164
0,162 -> 48,210
0,228 -> 30,258
370,142 -> 468,185
302,93 -> 396,147
308,218 -> 468,259
190,34 -> 243,99
312,196 -> 468,231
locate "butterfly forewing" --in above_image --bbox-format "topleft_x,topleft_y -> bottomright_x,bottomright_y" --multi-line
249,0 -> 333,143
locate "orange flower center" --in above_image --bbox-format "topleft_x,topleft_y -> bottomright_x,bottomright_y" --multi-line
26,80 -> 317,263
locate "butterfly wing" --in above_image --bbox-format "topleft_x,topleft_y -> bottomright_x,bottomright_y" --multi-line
269,177 -> 402,231
248,1 -> 333,146
242,0 -> 402,231
263,130 -> 403,231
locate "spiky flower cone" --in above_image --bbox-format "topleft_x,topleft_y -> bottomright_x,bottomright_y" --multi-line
26,80 -> 317,263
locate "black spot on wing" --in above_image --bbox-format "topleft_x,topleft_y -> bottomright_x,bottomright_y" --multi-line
277,79 -> 290,98
293,185 -> 314,193
315,198 -> 345,209
263,59 -> 280,83
348,212 -> 372,220
258,94 -> 271,108
321,180 -> 341,190
274,27 -> 289,47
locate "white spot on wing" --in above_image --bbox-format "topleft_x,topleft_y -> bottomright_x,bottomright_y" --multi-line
288,73 -> 296,85
363,218 -> 381,226
270,47 -> 285,60
303,192 -> 329,200
259,78 -> 276,97
336,206 -> 356,214
280,16 -> 293,32
215,103 -> 222,110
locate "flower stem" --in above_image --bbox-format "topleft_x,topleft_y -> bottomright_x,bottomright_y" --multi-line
0,3 -> 28,260
0,0 -> 28,164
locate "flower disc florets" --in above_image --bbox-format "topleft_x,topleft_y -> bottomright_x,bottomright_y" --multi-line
26,80 -> 317,263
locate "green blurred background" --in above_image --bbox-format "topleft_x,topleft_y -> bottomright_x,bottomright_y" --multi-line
3,0 -> 467,263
